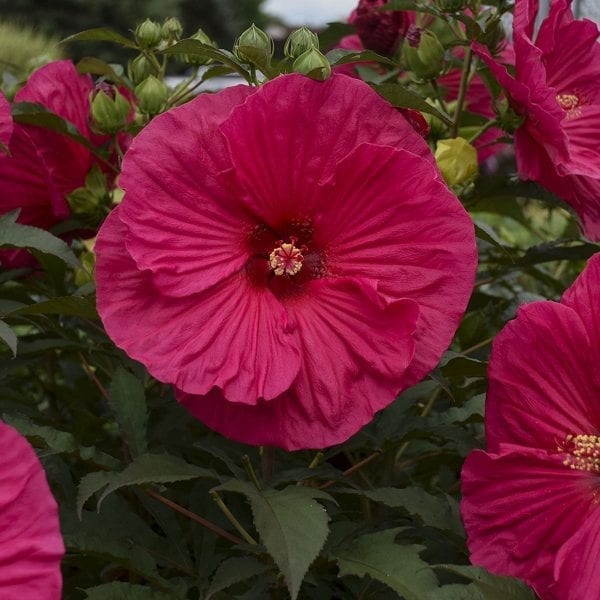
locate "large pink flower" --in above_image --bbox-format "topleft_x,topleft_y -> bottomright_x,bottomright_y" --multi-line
473,0 -> 600,240
461,253 -> 600,599
0,420 -> 64,599
95,74 -> 476,450
0,91 -> 12,150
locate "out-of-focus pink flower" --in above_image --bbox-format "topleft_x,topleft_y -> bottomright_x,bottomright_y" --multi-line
0,60 -> 130,269
95,73 -> 476,450
474,0 -> 600,240
349,0 -> 411,56
0,92 -> 12,149
461,253 -> 600,600
0,420 -> 64,599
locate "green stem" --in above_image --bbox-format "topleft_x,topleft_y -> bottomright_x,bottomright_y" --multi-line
211,492 -> 257,545
242,454 -> 262,490
467,118 -> 498,144
451,46 -> 473,138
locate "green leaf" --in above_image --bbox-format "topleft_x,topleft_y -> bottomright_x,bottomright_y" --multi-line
0,210 -> 79,267
373,83 -> 453,125
235,45 -> 277,78
441,356 -> 488,379
326,48 -> 396,67
332,528 -> 439,599
109,367 -> 148,458
206,556 -> 272,599
3,296 -> 98,319
216,480 -> 334,599
77,57 -> 128,87
357,488 -> 463,536
98,453 -> 216,508
427,583 -> 483,599
77,471 -> 114,518
12,102 -> 97,154
84,582 -> 173,600
162,40 -> 252,83
0,319 -> 17,357
61,28 -> 137,49
434,565 -> 536,600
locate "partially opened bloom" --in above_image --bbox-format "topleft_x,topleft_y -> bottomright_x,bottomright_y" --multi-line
473,0 -> 600,240
0,420 -> 64,599
461,253 -> 600,599
95,73 -> 476,450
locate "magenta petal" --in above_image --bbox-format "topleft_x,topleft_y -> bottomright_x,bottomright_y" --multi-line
485,300 -> 599,452
220,73 -> 434,226
0,91 -> 12,149
461,446 -> 594,600
119,85 -> 256,297
315,143 -> 476,388
0,421 -> 64,599
552,507 -> 600,600
180,276 -> 419,450
96,208 -> 301,403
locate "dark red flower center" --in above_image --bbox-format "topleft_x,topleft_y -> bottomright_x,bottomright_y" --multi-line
245,218 -> 327,295
560,434 -> 600,473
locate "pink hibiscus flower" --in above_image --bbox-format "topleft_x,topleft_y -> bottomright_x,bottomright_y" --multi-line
0,420 -> 64,599
461,253 -> 600,599
95,73 -> 476,450
473,0 -> 600,240
0,91 -> 12,150
0,60 -> 129,268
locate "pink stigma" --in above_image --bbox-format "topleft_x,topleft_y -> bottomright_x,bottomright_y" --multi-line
269,237 -> 304,276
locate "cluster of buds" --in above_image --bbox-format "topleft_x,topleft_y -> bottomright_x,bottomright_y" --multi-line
285,27 -> 331,81
90,83 -> 131,134
134,17 -> 184,49
403,26 -> 446,80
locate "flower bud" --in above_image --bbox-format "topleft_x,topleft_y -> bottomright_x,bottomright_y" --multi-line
178,29 -> 216,65
292,47 -> 332,81
135,19 -> 162,49
90,87 -> 131,134
234,24 -> 274,63
162,17 -> 183,43
135,75 -> 169,115
479,16 -> 507,55
350,0 -> 410,56
435,0 -> 469,12
403,27 -> 446,80
435,137 -> 478,186
128,54 -> 155,84
496,99 -> 525,134
284,27 -> 319,60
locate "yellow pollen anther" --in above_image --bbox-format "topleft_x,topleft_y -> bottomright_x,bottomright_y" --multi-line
557,93 -> 581,115
269,238 -> 304,276
561,434 -> 600,473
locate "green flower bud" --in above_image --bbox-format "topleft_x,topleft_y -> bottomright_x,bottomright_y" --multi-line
135,75 -> 169,115
284,27 -> 319,60
435,0 -> 469,12
403,28 -> 446,80
162,17 -> 183,43
435,137 -> 478,186
90,88 -> 131,134
135,19 -> 162,48
179,29 -> 216,65
496,99 -> 525,134
234,24 -> 274,63
128,54 -> 155,84
292,47 -> 331,81
479,15 -> 507,55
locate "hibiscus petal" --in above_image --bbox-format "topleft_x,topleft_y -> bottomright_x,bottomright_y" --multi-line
461,446 -> 595,600
0,421 -> 64,599
315,143 -> 476,389
485,300 -> 599,452
220,73 -> 434,226
119,85 -> 256,297
179,276 -> 419,450
95,207 -> 301,403
0,91 -> 12,149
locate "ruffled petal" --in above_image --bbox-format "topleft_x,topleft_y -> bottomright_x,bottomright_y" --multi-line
552,507 -> 600,600
220,73 -> 434,227
485,301 -> 600,452
179,276 -> 419,449
119,85 -> 256,297
461,446 -> 595,600
95,208 -> 301,403
0,421 -> 64,599
315,143 -> 476,388
0,91 -> 12,149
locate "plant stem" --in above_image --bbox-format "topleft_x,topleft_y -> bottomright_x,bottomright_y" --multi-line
319,450 -> 382,490
145,489 -> 243,545
242,454 -> 262,490
451,47 -> 473,138
467,118 -> 498,144
211,491 -> 257,545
